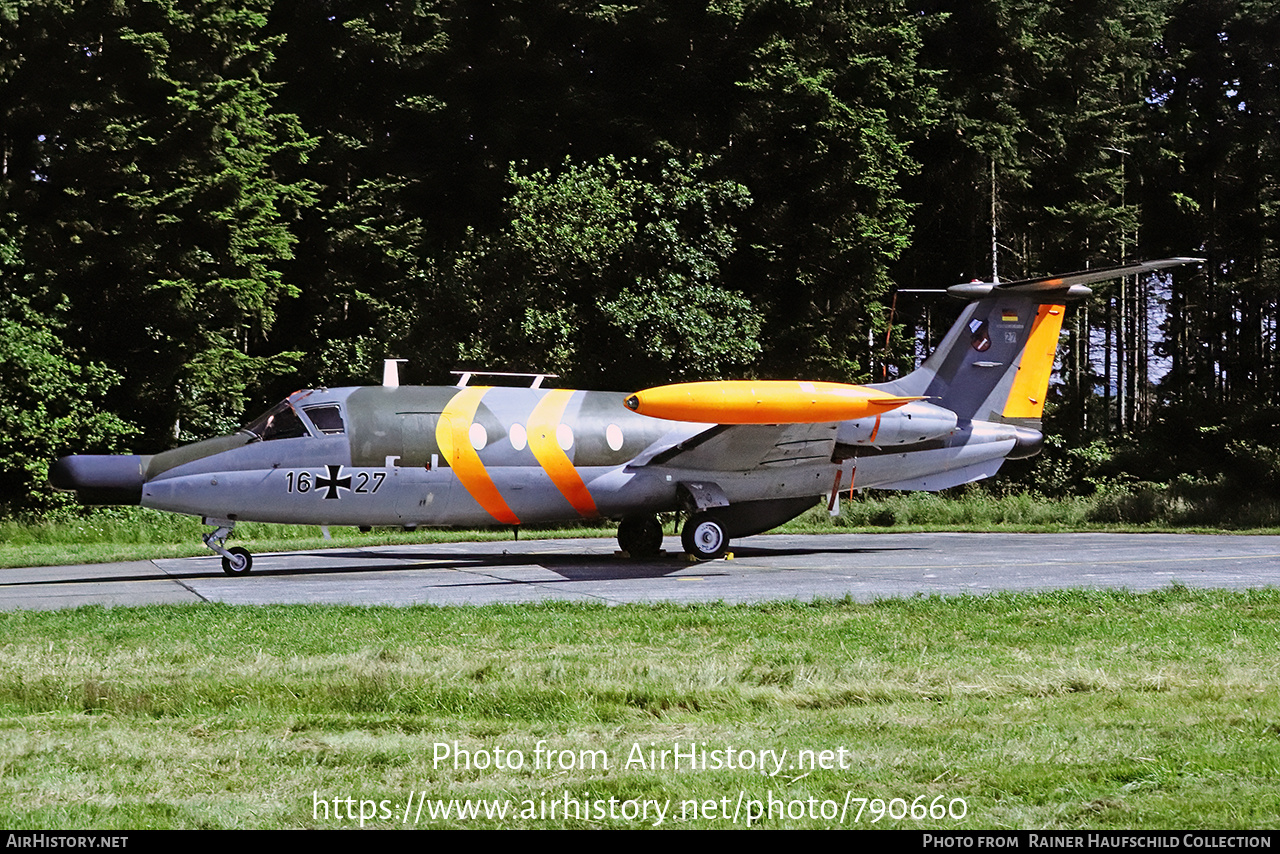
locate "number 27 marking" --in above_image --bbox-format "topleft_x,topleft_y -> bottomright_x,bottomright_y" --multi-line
353,471 -> 385,494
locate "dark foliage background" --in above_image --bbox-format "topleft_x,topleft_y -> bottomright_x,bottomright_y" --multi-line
2,0 -> 1276,515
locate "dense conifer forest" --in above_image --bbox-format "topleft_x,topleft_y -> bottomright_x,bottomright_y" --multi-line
2,0 -> 1277,517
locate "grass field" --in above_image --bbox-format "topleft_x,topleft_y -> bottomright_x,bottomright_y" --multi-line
2,589 -> 1279,829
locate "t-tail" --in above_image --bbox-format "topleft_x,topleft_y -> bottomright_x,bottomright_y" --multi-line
848,258 -> 1202,492
880,258 -> 1203,428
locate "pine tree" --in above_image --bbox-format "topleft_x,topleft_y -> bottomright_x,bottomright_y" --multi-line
0,0 -> 315,445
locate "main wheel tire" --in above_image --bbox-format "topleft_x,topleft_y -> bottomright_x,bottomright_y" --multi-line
681,512 -> 729,561
221,546 -> 253,576
618,514 -> 664,558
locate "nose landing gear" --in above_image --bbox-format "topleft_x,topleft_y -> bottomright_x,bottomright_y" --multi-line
202,518 -> 254,575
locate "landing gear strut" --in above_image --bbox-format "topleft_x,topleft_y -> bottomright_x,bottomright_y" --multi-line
617,514 -> 664,558
203,518 -> 253,575
681,512 -> 729,561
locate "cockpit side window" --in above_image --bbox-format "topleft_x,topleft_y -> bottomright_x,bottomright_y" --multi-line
303,404 -> 345,435
243,400 -> 309,441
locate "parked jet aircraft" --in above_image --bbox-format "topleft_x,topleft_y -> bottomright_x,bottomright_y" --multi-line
51,258 -> 1200,573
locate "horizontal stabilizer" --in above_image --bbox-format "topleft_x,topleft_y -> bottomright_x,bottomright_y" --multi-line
869,457 -> 1006,492
901,257 -> 1205,300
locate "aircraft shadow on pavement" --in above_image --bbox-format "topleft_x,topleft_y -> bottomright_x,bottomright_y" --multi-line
0,551 -> 696,587
211,541 -> 924,583
0,543 -> 924,590
222,548 -> 713,582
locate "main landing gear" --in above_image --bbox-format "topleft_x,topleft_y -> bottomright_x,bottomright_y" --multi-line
203,518 -> 253,575
616,512 -> 732,562
617,514 -> 664,558
681,512 -> 729,561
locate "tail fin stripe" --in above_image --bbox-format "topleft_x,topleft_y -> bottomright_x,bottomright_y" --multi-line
1001,304 -> 1066,420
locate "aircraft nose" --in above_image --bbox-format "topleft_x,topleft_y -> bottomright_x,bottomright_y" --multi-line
49,455 -> 147,505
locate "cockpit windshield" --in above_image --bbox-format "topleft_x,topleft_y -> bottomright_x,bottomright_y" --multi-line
242,400 -> 309,441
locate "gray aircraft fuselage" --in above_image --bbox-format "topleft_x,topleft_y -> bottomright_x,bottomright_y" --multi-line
133,383 -> 999,531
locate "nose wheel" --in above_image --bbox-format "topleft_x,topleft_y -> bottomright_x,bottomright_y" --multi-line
202,518 -> 254,575
681,512 -> 729,561
221,547 -> 253,575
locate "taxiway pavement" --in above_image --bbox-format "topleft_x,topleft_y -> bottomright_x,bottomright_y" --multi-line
2,532 -> 1278,610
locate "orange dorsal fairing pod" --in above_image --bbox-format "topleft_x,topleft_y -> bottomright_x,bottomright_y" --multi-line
624,380 -> 923,424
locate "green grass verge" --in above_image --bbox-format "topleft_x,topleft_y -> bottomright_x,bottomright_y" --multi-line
0,507 -> 618,569
1,589 -> 1278,829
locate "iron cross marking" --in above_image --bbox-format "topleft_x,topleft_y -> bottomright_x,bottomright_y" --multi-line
315,464 -> 352,499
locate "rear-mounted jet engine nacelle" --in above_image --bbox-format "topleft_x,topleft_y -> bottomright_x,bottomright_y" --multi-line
836,400 -> 959,447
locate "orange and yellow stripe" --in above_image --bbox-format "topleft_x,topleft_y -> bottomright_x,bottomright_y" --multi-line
436,386 -> 520,525
527,389 -> 598,517
435,387 -> 598,524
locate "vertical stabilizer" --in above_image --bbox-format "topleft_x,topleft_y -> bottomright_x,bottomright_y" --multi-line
879,294 -> 1063,428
